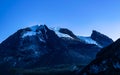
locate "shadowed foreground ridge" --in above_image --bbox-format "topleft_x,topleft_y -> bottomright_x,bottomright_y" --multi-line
79,38 -> 120,75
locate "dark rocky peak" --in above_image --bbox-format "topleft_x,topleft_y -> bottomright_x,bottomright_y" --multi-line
59,28 -> 79,40
0,24 -> 67,49
20,25 -> 52,43
41,26 -> 66,51
91,30 -> 113,47
0,25 -> 49,48
25,25 -> 48,31
0,25 -> 66,69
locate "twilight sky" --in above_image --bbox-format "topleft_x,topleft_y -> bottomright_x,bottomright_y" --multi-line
0,0 -> 120,42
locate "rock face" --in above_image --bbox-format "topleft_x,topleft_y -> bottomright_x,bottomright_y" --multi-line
59,28 -> 79,40
0,25 -> 113,75
91,30 -> 113,47
79,39 -> 120,75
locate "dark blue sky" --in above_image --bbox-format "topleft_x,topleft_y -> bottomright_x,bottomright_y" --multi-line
0,0 -> 120,42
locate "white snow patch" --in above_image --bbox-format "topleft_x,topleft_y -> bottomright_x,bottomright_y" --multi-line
29,25 -> 39,31
22,25 -> 46,42
78,36 -> 102,48
22,31 -> 36,38
38,36 -> 46,43
29,25 -> 45,31
51,27 -> 73,38
22,25 -> 39,38
78,36 -> 97,45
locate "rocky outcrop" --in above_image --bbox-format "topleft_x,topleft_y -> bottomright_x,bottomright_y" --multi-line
91,30 -> 113,47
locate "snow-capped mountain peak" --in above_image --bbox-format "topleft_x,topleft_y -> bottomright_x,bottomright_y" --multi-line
51,27 -> 73,38
22,31 -> 37,38
91,30 -> 113,47
0,25 -> 113,75
50,27 -> 113,48
29,25 -> 39,31
21,25 -> 48,43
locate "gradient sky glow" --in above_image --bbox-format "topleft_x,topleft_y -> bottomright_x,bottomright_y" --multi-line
0,0 -> 120,42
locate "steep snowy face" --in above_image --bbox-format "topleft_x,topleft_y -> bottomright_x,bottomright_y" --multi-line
22,31 -> 36,38
22,25 -> 39,38
29,25 -> 39,31
0,25 -> 71,68
52,28 -> 112,48
18,25 -> 51,59
22,25 -> 48,43
77,36 -> 102,48
51,27 -> 73,38
0,25 -> 52,69
78,36 -> 97,44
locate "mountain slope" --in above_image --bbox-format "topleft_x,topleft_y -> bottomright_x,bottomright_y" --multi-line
0,25 -> 113,75
78,38 -> 120,75
91,30 -> 113,47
